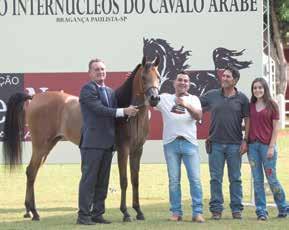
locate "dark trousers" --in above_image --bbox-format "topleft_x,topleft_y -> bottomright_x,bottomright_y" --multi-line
78,148 -> 113,221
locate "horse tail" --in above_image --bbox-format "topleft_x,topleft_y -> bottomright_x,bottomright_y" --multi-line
2,92 -> 32,169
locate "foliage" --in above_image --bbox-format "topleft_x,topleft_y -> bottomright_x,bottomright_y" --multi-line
273,0 -> 289,41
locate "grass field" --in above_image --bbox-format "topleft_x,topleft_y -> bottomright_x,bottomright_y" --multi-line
0,136 -> 289,229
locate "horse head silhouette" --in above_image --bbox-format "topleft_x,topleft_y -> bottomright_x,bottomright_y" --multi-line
143,38 -> 191,92
143,38 -> 253,96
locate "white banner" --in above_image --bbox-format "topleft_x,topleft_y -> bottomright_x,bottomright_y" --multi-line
0,0 -> 263,163
1,1 -> 262,83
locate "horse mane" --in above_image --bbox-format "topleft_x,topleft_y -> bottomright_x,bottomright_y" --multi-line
115,64 -> 141,107
213,47 -> 253,70
143,38 -> 191,94
143,38 -> 191,73
155,38 -> 191,72
142,38 -> 253,96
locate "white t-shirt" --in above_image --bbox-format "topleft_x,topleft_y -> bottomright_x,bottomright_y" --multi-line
156,93 -> 201,145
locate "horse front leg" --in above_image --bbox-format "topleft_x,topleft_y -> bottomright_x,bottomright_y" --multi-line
130,147 -> 145,220
118,147 -> 133,222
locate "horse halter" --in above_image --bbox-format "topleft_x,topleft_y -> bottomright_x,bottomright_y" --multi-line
136,68 -> 160,107
135,66 -> 159,95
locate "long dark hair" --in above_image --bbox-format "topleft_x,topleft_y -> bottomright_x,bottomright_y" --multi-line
250,77 -> 278,112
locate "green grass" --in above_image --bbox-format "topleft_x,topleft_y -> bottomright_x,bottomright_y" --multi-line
0,136 -> 289,229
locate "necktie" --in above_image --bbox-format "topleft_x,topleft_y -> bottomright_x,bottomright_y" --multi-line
99,87 -> 110,107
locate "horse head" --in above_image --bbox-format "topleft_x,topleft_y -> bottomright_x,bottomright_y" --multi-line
213,47 -> 253,70
133,56 -> 161,107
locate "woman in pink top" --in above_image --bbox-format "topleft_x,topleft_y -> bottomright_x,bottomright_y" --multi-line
248,77 -> 289,221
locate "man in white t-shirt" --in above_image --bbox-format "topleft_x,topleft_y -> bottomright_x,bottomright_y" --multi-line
156,72 -> 204,223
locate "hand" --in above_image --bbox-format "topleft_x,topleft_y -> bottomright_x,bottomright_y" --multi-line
267,146 -> 274,159
124,105 -> 139,117
175,97 -> 188,108
239,141 -> 248,155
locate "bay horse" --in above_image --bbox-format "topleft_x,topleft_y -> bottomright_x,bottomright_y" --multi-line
2,56 -> 160,222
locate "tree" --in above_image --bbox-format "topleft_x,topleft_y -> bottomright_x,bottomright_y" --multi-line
270,0 -> 289,95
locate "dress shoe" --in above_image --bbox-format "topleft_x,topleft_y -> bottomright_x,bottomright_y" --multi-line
91,215 -> 111,224
192,214 -> 205,223
76,218 -> 96,225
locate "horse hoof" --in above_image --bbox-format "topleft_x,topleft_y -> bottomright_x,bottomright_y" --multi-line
23,213 -> 31,218
32,216 -> 40,221
123,216 -> 133,222
136,214 -> 145,220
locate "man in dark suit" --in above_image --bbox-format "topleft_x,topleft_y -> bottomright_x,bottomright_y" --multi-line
77,58 -> 138,225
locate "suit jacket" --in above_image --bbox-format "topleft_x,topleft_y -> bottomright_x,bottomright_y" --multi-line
79,81 -> 117,149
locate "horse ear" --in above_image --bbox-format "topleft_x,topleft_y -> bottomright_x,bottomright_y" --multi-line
142,56 -> 146,66
154,55 -> 160,67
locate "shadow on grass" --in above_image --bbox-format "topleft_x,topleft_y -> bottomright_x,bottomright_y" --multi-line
0,200 -> 288,230
0,207 -> 76,214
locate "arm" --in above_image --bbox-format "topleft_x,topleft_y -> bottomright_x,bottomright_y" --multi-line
239,117 -> 249,155
240,95 -> 250,155
185,103 -> 202,121
267,119 -> 279,159
175,97 -> 202,121
110,89 -> 139,117
244,117 -> 250,141
79,84 -> 117,117
199,92 -> 210,112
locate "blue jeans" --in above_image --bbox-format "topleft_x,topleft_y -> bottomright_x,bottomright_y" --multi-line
248,142 -> 288,216
164,139 -> 203,217
209,143 -> 243,213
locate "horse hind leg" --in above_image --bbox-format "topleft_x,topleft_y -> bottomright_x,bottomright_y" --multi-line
130,147 -> 145,220
24,137 -> 60,221
118,147 -> 133,222
24,150 -> 43,221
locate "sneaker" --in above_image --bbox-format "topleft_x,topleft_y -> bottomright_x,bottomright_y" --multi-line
278,206 -> 289,218
192,214 -> 205,223
169,214 -> 182,221
257,215 -> 268,221
211,212 -> 222,220
232,212 -> 242,219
